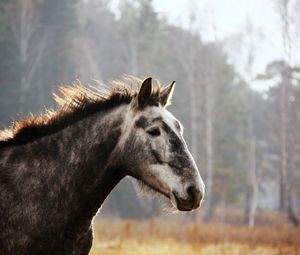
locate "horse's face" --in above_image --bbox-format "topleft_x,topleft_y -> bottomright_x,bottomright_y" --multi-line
122,78 -> 205,211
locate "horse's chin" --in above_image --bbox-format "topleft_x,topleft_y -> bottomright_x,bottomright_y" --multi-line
132,179 -> 198,212
132,178 -> 179,212
132,178 -> 170,199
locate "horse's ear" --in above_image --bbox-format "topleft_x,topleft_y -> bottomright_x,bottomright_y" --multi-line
160,80 -> 175,107
138,77 -> 153,108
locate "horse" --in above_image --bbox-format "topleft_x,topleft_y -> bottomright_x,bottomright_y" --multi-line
0,76 -> 205,255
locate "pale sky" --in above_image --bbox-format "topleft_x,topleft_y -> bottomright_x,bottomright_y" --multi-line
111,0 -> 300,91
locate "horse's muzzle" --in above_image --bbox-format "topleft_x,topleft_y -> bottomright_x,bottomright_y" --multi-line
172,186 -> 203,211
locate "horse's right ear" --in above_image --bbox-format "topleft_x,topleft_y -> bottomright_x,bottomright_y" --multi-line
137,77 -> 152,108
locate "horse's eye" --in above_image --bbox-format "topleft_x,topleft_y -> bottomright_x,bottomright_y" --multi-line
147,127 -> 161,137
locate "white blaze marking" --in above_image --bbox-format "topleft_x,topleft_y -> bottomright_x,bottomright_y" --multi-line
153,106 -> 205,200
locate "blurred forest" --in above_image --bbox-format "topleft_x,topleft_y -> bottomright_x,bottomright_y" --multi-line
0,0 -> 300,228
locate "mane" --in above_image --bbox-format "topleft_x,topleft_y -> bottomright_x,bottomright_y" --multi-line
0,76 -> 162,147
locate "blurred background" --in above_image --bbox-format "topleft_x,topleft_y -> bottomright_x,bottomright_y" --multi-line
1,0 -> 300,254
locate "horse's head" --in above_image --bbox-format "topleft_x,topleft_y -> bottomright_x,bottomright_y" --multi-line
120,77 -> 205,211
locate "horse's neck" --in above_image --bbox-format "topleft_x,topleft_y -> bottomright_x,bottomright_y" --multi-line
25,105 -> 127,219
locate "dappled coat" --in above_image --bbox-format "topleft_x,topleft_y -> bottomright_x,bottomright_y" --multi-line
0,77 -> 204,255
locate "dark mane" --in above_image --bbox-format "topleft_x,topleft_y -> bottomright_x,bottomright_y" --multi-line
0,76 -> 162,147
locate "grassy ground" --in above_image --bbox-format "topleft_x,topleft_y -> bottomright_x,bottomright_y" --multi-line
90,216 -> 300,255
91,239 -> 299,255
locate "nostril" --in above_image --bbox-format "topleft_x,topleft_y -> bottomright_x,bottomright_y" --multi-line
187,186 -> 196,199
187,186 -> 202,202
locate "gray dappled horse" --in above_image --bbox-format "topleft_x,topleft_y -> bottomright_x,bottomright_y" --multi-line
0,77 -> 205,255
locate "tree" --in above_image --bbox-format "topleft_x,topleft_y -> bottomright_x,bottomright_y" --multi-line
275,0 -> 299,226
258,60 -> 299,226
37,0 -> 79,105
118,0 -> 161,75
3,0 -> 47,113
236,20 -> 264,227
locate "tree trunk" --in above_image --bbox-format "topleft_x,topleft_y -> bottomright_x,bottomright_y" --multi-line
280,72 -> 288,212
185,77 -> 199,222
248,138 -> 258,228
276,0 -> 299,226
204,80 -> 215,221
287,184 -> 299,226
189,78 -> 198,164
280,68 -> 299,226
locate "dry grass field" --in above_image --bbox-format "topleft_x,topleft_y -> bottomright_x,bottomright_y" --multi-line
90,212 -> 300,255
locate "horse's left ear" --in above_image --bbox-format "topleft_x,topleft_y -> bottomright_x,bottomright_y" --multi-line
160,81 -> 175,107
138,77 -> 153,108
